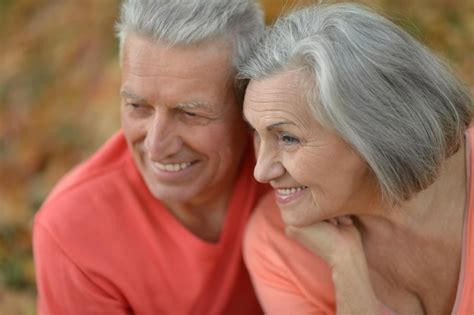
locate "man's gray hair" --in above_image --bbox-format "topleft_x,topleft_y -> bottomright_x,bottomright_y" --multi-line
238,3 -> 473,204
116,0 -> 264,68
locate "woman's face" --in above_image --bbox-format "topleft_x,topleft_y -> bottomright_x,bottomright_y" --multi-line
243,70 -> 378,227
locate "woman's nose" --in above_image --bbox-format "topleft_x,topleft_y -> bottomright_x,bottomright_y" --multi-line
253,142 -> 284,183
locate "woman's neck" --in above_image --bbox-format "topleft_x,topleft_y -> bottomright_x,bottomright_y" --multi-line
356,140 -> 468,314
359,140 -> 467,240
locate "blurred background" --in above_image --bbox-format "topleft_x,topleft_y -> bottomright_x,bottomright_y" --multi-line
0,0 -> 473,314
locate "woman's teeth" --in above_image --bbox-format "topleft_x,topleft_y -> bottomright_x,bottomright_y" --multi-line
155,161 -> 193,172
277,186 -> 308,195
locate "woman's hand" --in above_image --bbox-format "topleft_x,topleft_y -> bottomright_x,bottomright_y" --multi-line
286,216 -> 382,315
285,215 -> 364,269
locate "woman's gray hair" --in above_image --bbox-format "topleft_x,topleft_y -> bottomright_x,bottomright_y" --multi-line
115,0 -> 264,68
238,3 -> 473,204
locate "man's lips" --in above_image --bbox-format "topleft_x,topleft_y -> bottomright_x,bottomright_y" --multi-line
147,159 -> 200,181
153,161 -> 195,172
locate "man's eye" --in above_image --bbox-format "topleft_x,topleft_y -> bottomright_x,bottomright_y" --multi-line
125,103 -> 153,118
179,110 -> 211,126
128,103 -> 143,109
183,111 -> 197,117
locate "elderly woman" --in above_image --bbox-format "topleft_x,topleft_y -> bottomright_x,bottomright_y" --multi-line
239,3 -> 473,315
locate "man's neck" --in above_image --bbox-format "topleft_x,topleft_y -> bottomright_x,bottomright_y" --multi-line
161,142 -> 248,243
163,187 -> 234,243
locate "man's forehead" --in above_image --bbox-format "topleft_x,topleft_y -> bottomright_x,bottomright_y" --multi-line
122,35 -> 234,69
121,87 -> 231,113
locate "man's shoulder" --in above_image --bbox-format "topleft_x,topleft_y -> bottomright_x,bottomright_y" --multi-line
33,131 -> 151,267
46,131 -> 131,199
36,131 -> 136,230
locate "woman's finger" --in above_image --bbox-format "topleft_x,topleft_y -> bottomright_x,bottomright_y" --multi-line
337,215 -> 353,226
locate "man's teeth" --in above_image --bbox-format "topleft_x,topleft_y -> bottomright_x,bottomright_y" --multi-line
277,186 -> 307,195
155,162 -> 192,172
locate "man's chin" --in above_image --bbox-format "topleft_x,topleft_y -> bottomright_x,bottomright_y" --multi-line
149,188 -> 194,203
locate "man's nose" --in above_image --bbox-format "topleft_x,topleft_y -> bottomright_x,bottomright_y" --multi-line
144,112 -> 182,159
253,141 -> 284,183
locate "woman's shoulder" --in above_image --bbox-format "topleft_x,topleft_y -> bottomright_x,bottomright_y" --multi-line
244,192 -> 296,263
244,192 -> 335,309
250,192 -> 285,231
247,191 -> 329,266
245,191 -> 330,265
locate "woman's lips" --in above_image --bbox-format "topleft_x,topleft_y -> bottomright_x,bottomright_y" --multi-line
274,186 -> 308,204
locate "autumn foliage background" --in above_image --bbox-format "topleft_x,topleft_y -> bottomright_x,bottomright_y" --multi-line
0,0 -> 473,313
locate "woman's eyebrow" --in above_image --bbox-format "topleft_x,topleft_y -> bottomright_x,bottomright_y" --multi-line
241,117 -> 296,130
266,121 -> 295,131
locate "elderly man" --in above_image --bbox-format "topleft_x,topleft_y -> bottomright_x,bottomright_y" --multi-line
33,1 -> 266,314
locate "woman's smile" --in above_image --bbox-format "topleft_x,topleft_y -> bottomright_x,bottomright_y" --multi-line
273,185 -> 308,204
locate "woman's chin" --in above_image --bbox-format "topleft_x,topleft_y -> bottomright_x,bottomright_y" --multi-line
280,211 -> 319,228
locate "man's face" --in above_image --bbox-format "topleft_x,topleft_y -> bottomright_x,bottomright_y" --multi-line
120,35 -> 247,208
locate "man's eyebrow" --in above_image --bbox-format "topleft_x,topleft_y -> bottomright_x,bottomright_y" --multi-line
120,90 -> 145,102
175,100 -> 212,110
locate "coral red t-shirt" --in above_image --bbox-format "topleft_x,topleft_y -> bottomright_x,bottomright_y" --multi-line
244,128 -> 474,314
34,131 -> 267,315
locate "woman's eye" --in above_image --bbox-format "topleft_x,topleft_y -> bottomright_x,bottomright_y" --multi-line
280,134 -> 300,145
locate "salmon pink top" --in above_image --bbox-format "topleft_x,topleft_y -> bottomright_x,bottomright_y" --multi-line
244,128 -> 474,314
34,131 -> 267,315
